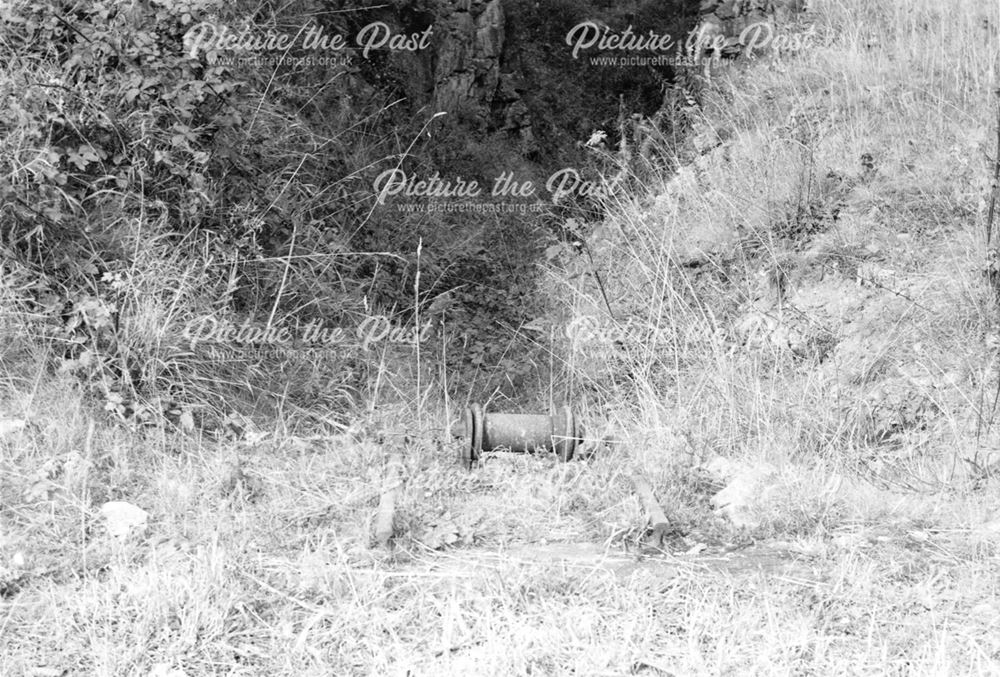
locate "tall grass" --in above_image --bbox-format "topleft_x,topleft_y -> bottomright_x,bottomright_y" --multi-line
2,1 -> 1000,674
544,0 -> 1000,486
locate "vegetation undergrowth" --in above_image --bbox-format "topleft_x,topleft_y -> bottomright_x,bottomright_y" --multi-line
3,0 -> 1000,674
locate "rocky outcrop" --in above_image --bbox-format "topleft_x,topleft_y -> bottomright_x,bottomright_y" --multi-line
377,0 -> 700,160
495,73 -> 536,156
696,0 -> 811,59
430,0 -> 506,126
374,0 -> 535,150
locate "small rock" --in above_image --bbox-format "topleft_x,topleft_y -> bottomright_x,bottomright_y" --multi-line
0,418 -> 27,437
147,664 -> 188,677
832,531 -> 867,549
28,668 -> 67,677
100,501 -> 149,538
976,517 -> 1000,535
708,460 -> 779,529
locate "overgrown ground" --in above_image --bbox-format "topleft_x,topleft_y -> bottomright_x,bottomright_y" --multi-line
4,0 -> 1000,674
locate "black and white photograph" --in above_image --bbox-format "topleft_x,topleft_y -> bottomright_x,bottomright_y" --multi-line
1,0 -> 999,673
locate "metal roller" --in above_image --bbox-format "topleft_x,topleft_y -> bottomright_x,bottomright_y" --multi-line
458,403 -> 583,467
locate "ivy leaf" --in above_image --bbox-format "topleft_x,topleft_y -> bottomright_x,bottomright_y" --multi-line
563,217 -> 584,237
66,145 -> 100,170
544,243 -> 566,261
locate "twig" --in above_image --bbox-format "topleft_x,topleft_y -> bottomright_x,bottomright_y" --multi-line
374,450 -> 404,548
630,471 -> 672,547
581,239 -> 616,321
851,273 -> 932,313
986,88 -> 1000,246
979,88 -> 1000,444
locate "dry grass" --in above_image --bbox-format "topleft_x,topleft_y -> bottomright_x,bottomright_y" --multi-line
4,0 -> 1000,675
3,391 -> 1000,675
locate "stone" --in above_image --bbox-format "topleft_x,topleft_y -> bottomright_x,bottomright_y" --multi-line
431,0 -> 506,130
100,501 -> 149,538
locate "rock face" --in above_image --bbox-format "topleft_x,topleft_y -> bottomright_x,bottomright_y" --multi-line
424,0 -> 538,153
373,0 -> 529,145
394,0 -> 810,151
431,0 -> 505,128
700,0 -> 809,26
359,0 -> 698,162
696,0 -> 811,58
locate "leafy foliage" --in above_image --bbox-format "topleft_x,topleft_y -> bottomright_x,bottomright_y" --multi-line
0,0 -> 700,419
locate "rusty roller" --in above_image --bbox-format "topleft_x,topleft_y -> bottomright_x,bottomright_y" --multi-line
458,403 -> 583,467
